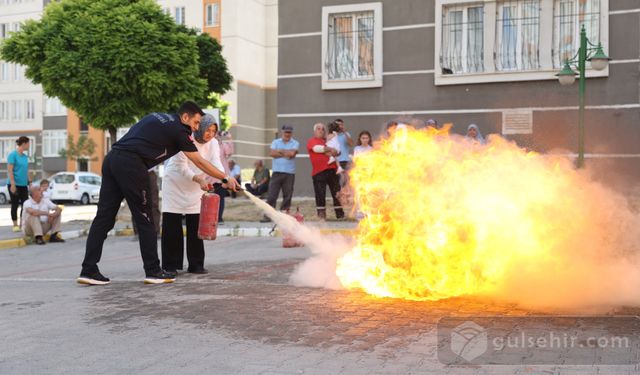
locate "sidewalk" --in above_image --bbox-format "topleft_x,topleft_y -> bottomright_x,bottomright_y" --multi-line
0,219 -> 357,249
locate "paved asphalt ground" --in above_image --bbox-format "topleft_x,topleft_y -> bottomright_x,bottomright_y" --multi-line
2,235 -> 640,374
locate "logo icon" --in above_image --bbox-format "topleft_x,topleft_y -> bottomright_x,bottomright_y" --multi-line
450,321 -> 488,362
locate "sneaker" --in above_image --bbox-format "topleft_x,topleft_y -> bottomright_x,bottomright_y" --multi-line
35,236 -> 46,245
49,233 -> 65,243
77,271 -> 111,285
164,269 -> 177,278
187,267 -> 208,274
12,225 -> 20,232
143,271 -> 175,284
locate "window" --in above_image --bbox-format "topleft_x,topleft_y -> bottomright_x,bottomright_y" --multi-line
80,118 -> 89,132
13,64 -> 24,81
0,136 -> 35,162
435,0 -> 608,85
53,174 -> 74,184
0,101 -> 8,121
206,3 -> 220,27
321,3 -> 383,90
24,99 -> 34,120
175,7 -> 186,25
42,130 -> 67,157
11,100 -> 21,120
553,0 -> 600,68
0,24 -> 7,39
45,96 -> 66,115
441,4 -> 484,74
0,62 -> 9,81
495,1 -> 540,71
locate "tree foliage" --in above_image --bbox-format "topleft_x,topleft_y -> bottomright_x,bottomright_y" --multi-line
0,0 -> 209,136
59,135 -> 98,161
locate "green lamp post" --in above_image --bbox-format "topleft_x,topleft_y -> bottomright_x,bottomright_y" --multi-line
556,25 -> 611,168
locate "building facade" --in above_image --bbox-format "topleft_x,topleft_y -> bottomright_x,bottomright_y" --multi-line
278,0 -> 640,196
0,0 -> 279,180
158,0 -> 279,170
0,0 -> 43,181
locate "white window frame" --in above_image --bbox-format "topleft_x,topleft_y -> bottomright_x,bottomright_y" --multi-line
175,7 -> 186,25
24,99 -> 34,120
434,0 -> 608,86
494,1 -> 541,71
0,100 -> 8,121
321,2 -> 383,90
206,3 -> 220,27
11,99 -> 21,121
44,96 -> 66,116
0,62 -> 9,81
42,130 -> 67,157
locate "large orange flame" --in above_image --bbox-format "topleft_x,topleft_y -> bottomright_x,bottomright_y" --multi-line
336,126 -> 639,303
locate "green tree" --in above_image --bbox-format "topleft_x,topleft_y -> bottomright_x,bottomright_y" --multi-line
0,0 -> 207,140
59,135 -> 98,162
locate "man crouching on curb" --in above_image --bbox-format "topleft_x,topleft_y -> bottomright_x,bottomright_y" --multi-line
22,185 -> 64,245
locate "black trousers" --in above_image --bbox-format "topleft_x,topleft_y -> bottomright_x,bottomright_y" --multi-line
161,212 -> 203,271
132,170 -> 161,235
266,172 -> 295,212
9,185 -> 29,222
244,183 -> 269,196
213,184 -> 228,221
312,169 -> 344,219
82,150 -> 160,275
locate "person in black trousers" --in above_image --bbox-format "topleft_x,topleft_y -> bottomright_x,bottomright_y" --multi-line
77,102 -> 238,286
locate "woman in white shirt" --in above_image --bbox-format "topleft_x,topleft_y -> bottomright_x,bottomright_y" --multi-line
161,115 -> 224,274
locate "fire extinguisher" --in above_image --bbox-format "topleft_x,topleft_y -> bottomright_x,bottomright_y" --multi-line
282,207 -> 304,248
198,190 -> 220,240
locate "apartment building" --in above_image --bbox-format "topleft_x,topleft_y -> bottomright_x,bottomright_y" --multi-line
0,0 -> 43,180
159,0 -> 278,170
0,0 -> 279,179
277,0 -> 640,195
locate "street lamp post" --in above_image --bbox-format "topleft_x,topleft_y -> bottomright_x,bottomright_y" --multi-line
556,25 -> 611,168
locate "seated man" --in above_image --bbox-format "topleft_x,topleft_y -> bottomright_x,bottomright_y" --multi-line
244,159 -> 270,197
22,185 -> 64,245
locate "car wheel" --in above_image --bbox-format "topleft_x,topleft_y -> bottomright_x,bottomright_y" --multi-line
80,193 -> 90,205
0,193 -> 6,205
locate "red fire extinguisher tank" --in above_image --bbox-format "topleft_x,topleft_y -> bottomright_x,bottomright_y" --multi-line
198,191 -> 220,240
282,207 -> 304,248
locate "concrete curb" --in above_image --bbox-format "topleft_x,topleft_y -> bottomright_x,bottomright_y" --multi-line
0,226 -> 356,250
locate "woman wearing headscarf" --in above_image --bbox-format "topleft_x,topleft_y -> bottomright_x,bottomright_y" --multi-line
465,124 -> 486,145
161,114 -> 224,274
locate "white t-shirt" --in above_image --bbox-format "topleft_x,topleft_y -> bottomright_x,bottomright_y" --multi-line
326,132 -> 341,164
23,197 -> 57,222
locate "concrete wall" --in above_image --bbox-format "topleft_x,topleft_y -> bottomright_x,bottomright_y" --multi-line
278,0 -> 640,196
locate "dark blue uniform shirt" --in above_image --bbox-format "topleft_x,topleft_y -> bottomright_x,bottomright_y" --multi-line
112,112 -> 198,168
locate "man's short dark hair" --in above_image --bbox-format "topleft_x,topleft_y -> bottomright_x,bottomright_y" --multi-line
16,136 -> 29,146
178,101 -> 205,117
334,118 -> 344,124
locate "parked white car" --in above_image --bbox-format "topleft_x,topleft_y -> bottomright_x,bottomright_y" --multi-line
0,179 -> 8,204
49,172 -> 101,205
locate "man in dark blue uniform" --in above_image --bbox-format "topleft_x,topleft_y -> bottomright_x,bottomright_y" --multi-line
77,101 -> 238,285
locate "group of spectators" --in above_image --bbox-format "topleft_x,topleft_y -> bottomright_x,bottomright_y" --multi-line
235,117 -> 487,222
